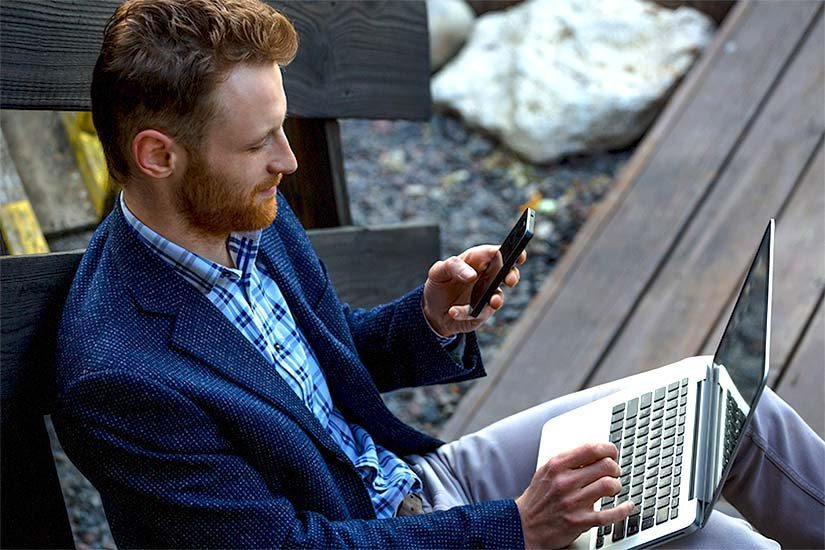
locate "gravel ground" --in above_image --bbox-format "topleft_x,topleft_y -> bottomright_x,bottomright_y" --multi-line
51,113 -> 632,548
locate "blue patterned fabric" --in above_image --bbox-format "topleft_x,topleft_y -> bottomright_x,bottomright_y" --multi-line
52,192 -> 525,548
119,195 -> 422,519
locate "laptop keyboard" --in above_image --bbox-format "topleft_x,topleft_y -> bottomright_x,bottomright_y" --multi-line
722,393 -> 745,471
596,379 -> 689,548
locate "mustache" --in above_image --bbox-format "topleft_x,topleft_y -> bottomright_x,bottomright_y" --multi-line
254,173 -> 283,193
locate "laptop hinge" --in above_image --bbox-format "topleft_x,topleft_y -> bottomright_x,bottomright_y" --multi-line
692,364 -> 720,515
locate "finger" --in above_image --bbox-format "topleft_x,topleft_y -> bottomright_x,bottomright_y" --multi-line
517,250 -> 528,265
589,501 -> 635,527
554,442 -> 618,471
572,456 -> 620,489
575,475 -> 622,507
504,266 -> 520,288
460,245 -> 501,267
428,256 -> 477,284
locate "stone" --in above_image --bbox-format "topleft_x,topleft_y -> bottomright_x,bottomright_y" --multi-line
432,0 -> 714,163
427,0 -> 476,72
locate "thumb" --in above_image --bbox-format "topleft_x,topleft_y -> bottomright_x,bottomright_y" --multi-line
428,256 -> 477,284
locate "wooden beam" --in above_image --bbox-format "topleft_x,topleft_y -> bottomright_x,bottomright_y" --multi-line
280,119 -> 352,229
0,1 -> 431,120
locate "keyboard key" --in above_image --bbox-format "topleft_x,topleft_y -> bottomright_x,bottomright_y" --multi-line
668,381 -> 679,392
654,388 -> 666,401
617,494 -> 629,504
611,419 -> 623,432
675,455 -> 683,466
672,486 -> 681,498
610,430 -> 622,443
642,516 -> 655,530
626,416 -> 637,428
650,438 -> 661,449
631,494 -> 643,506
674,465 -> 682,476
596,534 -> 604,548
613,403 -> 626,415
660,466 -> 672,478
642,506 -> 655,519
658,477 -> 670,489
640,392 -> 652,409
678,414 -> 686,426
679,396 -> 687,406
671,508 -> 679,520
628,398 -> 639,417
665,408 -> 677,420
660,455 -> 674,468
604,523 -> 612,535
627,514 -> 640,536
677,435 -> 684,446
619,486 -> 629,497
601,496 -> 614,507
676,446 -> 684,456
673,475 -> 681,486
659,485 -> 671,498
671,497 -> 679,509
665,418 -> 677,429
612,519 -> 626,542
621,475 -> 630,486
681,378 -> 688,387
634,456 -> 646,468
649,446 -> 661,458
680,385 -> 688,396
638,425 -> 649,437
652,419 -> 663,430
662,437 -> 675,449
652,409 -> 664,421
643,486 -> 657,499
656,507 -> 669,524
639,416 -> 650,428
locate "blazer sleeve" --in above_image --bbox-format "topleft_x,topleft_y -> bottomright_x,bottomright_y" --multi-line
340,283 -> 488,393
53,371 -> 524,549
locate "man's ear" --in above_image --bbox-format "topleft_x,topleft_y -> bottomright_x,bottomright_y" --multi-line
131,129 -> 182,180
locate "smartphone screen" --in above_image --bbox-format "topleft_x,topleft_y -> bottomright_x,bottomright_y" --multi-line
469,208 -> 535,317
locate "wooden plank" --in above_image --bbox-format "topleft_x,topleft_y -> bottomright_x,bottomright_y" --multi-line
0,130 -> 50,254
280,119 -> 352,229
1,110 -> 98,235
442,1 -> 822,438
702,145 -> 825,386
0,1 -> 431,120
307,223 -> 440,309
589,14 -> 824,386
775,297 -> 825,438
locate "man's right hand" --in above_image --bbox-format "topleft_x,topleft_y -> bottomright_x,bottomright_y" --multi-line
515,442 -> 634,549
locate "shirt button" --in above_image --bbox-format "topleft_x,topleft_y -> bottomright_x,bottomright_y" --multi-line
220,271 -> 231,278
274,343 -> 282,352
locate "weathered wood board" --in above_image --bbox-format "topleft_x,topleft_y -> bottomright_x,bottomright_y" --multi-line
0,1 -> 431,120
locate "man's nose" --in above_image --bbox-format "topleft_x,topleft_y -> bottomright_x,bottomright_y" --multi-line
269,139 -> 298,176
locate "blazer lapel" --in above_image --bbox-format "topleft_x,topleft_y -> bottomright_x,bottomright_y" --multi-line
109,206 -> 350,464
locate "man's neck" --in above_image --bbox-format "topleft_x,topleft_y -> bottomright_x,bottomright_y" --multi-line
121,188 -> 235,268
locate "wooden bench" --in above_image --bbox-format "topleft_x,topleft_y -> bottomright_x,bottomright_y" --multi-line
0,1 -> 437,547
443,0 -> 824,440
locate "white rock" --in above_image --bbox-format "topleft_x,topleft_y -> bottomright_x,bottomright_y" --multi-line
432,0 -> 714,163
427,0 -> 476,72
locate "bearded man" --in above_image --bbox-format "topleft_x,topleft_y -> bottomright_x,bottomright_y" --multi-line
53,1 -> 824,548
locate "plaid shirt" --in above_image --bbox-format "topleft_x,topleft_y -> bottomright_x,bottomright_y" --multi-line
120,195 -> 421,519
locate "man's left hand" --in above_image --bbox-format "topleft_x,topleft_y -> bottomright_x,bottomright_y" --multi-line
422,245 -> 527,338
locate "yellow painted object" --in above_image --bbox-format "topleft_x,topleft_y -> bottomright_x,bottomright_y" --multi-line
61,112 -> 115,219
0,200 -> 50,254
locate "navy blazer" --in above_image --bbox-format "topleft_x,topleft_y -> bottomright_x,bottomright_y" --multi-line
53,194 -> 524,548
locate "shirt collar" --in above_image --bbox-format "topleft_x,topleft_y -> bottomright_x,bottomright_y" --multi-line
119,193 -> 262,293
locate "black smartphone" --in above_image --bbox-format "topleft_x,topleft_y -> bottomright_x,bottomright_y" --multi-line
469,208 -> 535,318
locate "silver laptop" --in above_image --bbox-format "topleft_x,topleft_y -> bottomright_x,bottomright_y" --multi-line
537,220 -> 774,549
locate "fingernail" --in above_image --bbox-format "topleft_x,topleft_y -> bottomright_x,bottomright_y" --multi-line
459,267 -> 475,280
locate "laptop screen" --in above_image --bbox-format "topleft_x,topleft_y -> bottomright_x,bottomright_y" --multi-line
712,221 -> 773,407
706,220 -> 773,516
